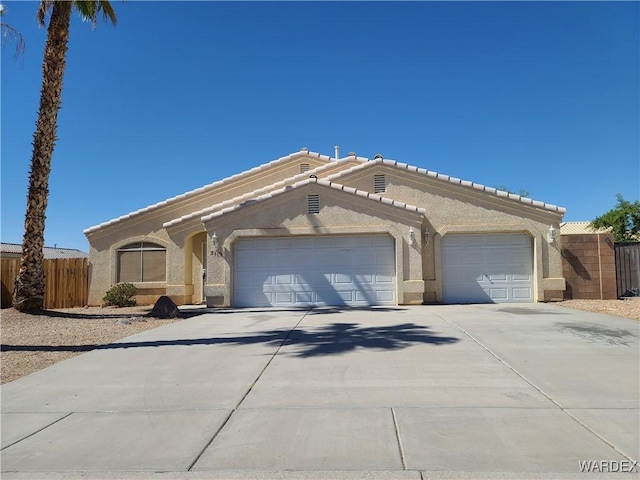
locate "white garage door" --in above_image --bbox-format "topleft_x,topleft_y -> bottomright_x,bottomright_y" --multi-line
442,233 -> 533,304
233,236 -> 395,307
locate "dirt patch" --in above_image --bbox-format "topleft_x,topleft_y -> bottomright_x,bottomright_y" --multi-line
0,305 -> 194,384
556,298 -> 640,321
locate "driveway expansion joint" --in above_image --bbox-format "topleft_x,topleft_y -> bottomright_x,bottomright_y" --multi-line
437,313 -> 638,464
391,407 -> 407,470
0,412 -> 73,451
187,308 -> 312,471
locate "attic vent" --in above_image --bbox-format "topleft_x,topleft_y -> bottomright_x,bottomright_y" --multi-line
307,194 -> 320,214
374,174 -> 386,194
300,163 -> 310,173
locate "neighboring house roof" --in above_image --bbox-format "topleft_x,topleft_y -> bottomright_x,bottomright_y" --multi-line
201,178 -> 426,222
0,242 -> 88,259
84,149 -> 349,234
560,221 -> 612,235
326,158 -> 566,214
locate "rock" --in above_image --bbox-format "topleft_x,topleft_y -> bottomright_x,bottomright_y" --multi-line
117,318 -> 131,325
149,296 -> 179,319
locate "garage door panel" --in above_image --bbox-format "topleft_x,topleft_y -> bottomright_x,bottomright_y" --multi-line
443,234 -> 533,304
488,288 -> 508,300
335,273 -> 353,284
275,274 -> 293,285
488,273 -> 507,282
234,236 -> 395,307
376,290 -> 395,302
513,273 -> 531,281
294,291 -> 312,303
274,291 -> 293,304
358,273 -> 374,283
513,288 -> 532,299
375,273 -> 394,283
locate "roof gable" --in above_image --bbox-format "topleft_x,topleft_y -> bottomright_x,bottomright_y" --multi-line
84,150 -> 348,235
163,158 -> 365,228
326,157 -> 566,214
201,178 -> 425,223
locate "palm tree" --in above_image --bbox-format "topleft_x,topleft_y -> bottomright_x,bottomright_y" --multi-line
13,1 -> 117,312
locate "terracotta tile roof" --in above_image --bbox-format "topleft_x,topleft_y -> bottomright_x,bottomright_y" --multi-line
0,242 -> 88,259
325,158 -> 566,214
84,150 -> 341,234
163,159 -> 363,228
87,150 -> 566,235
560,221 -> 612,235
201,178 -> 425,222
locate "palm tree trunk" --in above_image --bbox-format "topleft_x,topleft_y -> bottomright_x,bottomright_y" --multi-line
13,1 -> 72,312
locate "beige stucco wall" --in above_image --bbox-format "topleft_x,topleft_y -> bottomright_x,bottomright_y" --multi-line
85,153 -> 339,305
201,183 -> 425,307
87,157 -> 565,306
335,165 -> 565,302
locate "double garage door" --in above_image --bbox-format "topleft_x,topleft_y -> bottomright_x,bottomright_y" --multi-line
442,233 -> 534,303
233,236 -> 395,307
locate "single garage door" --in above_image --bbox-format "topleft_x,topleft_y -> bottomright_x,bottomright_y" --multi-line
233,235 -> 395,307
442,233 -> 533,304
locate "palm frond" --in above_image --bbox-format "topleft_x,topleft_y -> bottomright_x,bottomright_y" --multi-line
36,0 -> 54,27
73,0 -> 117,28
1,21 -> 26,58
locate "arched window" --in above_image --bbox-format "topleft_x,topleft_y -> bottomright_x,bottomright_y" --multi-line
117,242 -> 166,282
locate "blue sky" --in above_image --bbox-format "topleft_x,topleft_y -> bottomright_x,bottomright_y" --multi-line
2,1 -> 638,252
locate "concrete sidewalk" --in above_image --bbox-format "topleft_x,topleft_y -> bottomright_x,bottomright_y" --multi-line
1,304 -> 639,479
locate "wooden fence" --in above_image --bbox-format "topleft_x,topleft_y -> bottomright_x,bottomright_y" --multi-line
615,242 -> 640,297
1,257 -> 88,309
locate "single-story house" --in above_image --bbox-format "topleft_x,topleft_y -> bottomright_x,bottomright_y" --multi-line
84,149 -> 566,307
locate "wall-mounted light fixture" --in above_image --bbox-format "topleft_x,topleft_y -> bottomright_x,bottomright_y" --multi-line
546,225 -> 557,244
424,230 -> 430,246
211,232 -> 221,255
409,227 -> 416,246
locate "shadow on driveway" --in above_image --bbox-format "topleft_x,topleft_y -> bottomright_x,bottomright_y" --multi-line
1,322 -> 459,357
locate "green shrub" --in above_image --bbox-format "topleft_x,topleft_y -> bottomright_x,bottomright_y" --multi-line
103,283 -> 137,307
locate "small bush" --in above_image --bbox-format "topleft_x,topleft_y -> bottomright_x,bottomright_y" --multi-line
103,283 -> 137,307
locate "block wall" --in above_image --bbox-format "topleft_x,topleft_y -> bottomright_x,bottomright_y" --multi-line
561,233 -> 616,300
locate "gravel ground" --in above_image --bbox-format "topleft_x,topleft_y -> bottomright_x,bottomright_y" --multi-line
0,305 -> 190,384
1,299 -> 638,385
556,297 -> 640,321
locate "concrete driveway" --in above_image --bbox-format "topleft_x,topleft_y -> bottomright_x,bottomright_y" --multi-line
1,304 -> 639,479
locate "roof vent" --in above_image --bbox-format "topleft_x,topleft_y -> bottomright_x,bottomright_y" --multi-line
334,145 -> 340,160
373,153 -> 383,160
307,194 -> 320,214
348,152 -> 356,157
300,147 -> 309,152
